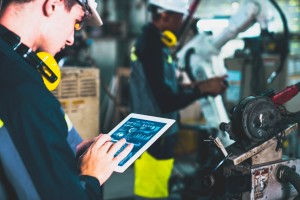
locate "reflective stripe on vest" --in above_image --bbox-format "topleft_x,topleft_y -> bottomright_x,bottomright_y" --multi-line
64,114 -> 73,132
131,46 -> 172,64
167,55 -> 173,64
0,119 -> 3,128
131,46 -> 138,62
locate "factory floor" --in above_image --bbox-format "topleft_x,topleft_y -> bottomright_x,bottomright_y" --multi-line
103,153 -> 200,200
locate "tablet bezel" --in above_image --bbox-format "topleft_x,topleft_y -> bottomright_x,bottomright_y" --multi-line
108,113 -> 175,173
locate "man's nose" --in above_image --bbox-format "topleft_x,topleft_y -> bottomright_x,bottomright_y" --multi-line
66,33 -> 75,46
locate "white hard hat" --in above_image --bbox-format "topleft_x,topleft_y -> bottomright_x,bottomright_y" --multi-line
148,0 -> 189,14
77,0 -> 103,26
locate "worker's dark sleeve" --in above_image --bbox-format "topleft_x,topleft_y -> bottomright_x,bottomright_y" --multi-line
2,83 -> 102,200
139,31 -> 204,114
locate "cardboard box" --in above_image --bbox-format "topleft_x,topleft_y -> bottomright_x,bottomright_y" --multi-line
52,67 -> 100,139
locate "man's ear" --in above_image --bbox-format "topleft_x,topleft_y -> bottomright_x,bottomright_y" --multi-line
43,0 -> 64,16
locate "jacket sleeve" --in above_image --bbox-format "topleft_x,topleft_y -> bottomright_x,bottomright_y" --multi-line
1,83 -> 102,200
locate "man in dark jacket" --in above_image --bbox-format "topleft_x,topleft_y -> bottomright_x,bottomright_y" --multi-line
0,0 -> 133,199
130,0 -> 228,199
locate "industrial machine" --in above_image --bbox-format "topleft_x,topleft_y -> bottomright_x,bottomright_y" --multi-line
180,82 -> 300,199
176,0 -> 289,147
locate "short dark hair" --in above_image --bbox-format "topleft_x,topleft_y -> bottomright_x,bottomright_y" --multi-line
64,0 -> 77,11
1,0 -> 77,11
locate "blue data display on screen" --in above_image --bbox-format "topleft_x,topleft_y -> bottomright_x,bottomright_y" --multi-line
112,118 -> 166,166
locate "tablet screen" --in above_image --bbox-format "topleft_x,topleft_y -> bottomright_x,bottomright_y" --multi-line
108,113 -> 175,172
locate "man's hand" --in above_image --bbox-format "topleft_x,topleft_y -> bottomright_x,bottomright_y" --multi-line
79,134 -> 133,185
195,75 -> 228,96
76,138 -> 96,158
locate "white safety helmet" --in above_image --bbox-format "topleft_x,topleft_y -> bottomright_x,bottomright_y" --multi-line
148,0 -> 189,14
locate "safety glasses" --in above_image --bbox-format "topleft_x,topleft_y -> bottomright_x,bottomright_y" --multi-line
74,0 -> 92,31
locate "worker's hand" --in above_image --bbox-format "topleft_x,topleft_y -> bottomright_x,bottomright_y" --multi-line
79,134 -> 133,185
76,138 -> 97,158
195,75 -> 228,96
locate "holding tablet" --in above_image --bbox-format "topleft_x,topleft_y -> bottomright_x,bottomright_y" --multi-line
108,113 -> 175,173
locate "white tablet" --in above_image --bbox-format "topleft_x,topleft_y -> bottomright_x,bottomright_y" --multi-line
108,113 -> 175,173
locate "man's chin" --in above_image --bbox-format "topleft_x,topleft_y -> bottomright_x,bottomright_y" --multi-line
36,48 -> 56,56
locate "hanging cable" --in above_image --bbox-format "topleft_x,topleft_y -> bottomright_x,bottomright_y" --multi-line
267,0 -> 290,84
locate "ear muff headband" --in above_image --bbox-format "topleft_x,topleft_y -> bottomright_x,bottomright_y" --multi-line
0,26 -> 61,91
161,30 -> 177,47
37,52 -> 61,91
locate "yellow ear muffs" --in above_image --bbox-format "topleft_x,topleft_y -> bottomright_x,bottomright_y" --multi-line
37,52 -> 61,91
0,26 -> 61,91
161,30 -> 177,47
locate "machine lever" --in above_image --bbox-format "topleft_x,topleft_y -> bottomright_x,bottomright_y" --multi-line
213,137 -> 228,157
271,82 -> 300,105
205,136 -> 228,157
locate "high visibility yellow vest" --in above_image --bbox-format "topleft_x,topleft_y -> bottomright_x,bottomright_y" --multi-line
134,151 -> 174,198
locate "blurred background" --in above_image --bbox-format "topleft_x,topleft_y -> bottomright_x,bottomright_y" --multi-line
55,0 -> 300,132
52,0 -> 300,199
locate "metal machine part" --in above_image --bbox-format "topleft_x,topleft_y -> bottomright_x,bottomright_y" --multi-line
276,164 -> 300,196
197,84 -> 300,199
224,159 -> 300,200
199,123 -> 300,200
220,82 -> 300,147
226,123 -> 298,166
175,0 -> 288,147
220,96 -> 282,145
180,93 -> 300,199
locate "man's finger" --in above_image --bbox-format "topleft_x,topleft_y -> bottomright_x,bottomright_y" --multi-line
114,143 -> 134,163
100,141 -> 115,153
108,138 -> 127,156
91,134 -> 111,149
